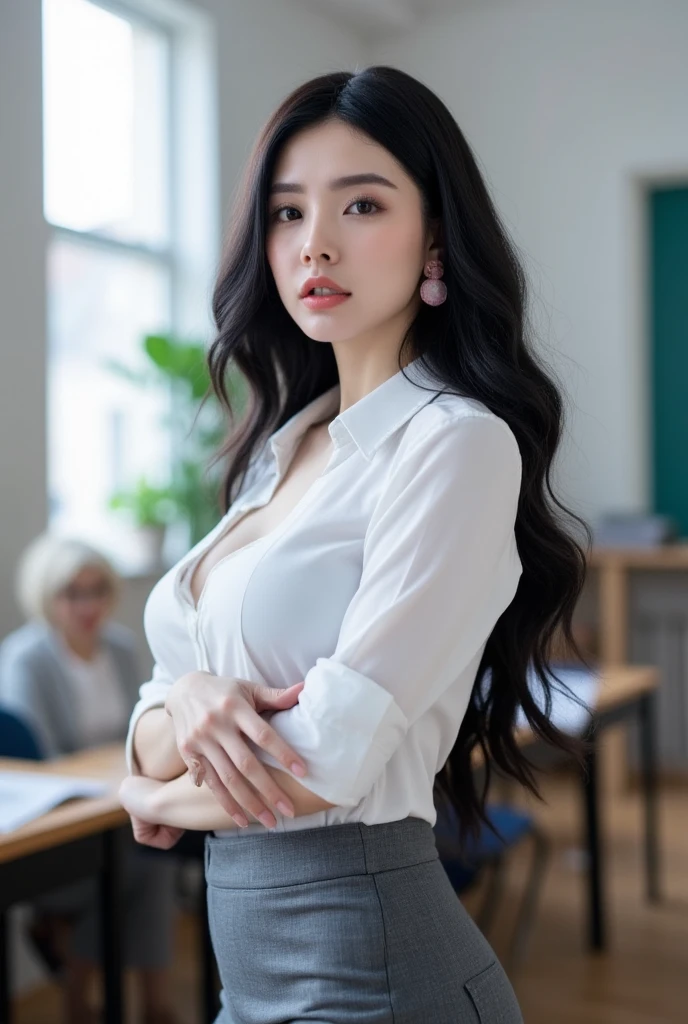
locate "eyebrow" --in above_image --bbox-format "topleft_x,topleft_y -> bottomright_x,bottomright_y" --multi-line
269,173 -> 399,196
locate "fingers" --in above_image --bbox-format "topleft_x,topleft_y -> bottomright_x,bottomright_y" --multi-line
235,705 -> 307,780
130,816 -> 184,849
215,728 -> 298,822
202,740 -> 281,829
253,682 -> 305,713
186,757 -> 205,787
199,753 -> 252,829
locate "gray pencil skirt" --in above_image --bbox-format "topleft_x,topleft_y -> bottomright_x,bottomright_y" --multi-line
204,816 -> 523,1024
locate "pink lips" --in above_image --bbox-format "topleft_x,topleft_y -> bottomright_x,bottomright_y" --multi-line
301,293 -> 351,310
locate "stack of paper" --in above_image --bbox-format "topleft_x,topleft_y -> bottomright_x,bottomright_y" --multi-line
479,664 -> 599,736
0,772 -> 111,833
515,665 -> 598,735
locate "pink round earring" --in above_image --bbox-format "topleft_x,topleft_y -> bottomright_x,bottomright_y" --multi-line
420,259 -> 447,306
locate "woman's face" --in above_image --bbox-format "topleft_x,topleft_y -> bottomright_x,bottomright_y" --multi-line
50,566 -> 115,640
265,119 -> 439,351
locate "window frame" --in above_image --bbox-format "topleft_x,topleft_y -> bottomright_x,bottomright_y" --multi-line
42,0 -> 220,573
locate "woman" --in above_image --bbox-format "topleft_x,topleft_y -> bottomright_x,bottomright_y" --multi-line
119,66 -> 590,1023
0,533 -> 179,1024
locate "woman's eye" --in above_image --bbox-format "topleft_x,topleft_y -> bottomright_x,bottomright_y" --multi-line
272,206 -> 300,222
346,198 -> 380,215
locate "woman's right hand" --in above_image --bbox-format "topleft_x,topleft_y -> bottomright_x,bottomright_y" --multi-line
164,671 -> 308,830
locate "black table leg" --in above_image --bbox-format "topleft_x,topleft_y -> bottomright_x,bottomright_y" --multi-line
0,912 -> 10,1024
199,881 -> 218,1024
100,828 -> 124,1024
639,692 -> 661,902
582,729 -> 605,950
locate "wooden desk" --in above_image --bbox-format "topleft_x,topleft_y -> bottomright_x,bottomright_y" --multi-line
589,544 -> 688,665
480,664 -> 660,952
0,745 -> 129,1024
0,745 -> 127,864
0,747 -> 219,1024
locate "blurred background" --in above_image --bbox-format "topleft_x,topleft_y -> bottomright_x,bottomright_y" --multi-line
0,1 -> 686,1021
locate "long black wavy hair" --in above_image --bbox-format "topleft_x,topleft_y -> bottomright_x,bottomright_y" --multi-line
205,65 -> 592,840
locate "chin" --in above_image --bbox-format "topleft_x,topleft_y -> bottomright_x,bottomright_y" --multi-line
298,323 -> 344,343
296,317 -> 364,345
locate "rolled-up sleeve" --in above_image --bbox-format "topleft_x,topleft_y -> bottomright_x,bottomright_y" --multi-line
255,413 -> 524,807
124,661 -> 175,774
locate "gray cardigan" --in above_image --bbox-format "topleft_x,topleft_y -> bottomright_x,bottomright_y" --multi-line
0,620 -> 142,759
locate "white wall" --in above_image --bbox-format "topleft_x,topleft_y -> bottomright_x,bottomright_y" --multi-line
0,1 -> 49,639
372,0 -> 688,524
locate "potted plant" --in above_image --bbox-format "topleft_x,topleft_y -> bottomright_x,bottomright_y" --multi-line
108,477 -> 178,568
106,334 -> 249,555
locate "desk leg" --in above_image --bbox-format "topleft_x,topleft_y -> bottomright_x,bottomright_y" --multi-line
100,828 -> 124,1024
200,882 -> 218,1024
582,731 -> 605,951
639,692 -> 660,902
0,912 -> 10,1024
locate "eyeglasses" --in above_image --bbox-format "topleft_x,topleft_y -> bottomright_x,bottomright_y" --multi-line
58,582 -> 114,604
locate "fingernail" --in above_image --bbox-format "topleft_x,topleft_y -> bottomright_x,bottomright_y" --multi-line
259,811 -> 276,829
291,762 -> 306,777
233,813 -> 249,829
277,800 -> 294,818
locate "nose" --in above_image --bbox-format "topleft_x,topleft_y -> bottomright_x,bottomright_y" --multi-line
300,212 -> 339,266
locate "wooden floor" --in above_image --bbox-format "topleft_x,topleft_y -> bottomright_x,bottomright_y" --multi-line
15,771 -> 688,1023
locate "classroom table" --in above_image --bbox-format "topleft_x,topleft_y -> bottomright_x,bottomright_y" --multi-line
589,544 -> 688,665
486,664 -> 661,952
580,665 -> 661,950
0,746 -> 218,1024
0,744 -> 128,1024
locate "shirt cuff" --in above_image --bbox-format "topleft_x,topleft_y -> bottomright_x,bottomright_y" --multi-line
124,685 -> 171,775
254,658 -> 409,807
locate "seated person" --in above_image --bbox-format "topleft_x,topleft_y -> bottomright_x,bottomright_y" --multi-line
0,532 -> 179,1024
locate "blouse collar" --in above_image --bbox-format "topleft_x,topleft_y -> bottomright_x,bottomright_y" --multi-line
268,356 -> 445,472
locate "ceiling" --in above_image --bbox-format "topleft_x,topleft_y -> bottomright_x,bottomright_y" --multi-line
302,0 -> 468,40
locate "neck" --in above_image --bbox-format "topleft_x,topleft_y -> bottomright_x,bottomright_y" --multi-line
331,314 -> 417,414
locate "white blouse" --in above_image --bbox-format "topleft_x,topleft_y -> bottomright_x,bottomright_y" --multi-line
125,356 -> 523,836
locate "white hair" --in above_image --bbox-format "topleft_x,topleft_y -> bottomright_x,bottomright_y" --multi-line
14,532 -> 121,624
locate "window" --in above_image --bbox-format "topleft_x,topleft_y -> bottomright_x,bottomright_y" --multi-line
42,0 -> 218,572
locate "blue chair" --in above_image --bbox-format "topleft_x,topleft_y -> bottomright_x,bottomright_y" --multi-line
0,707 -> 43,760
434,798 -> 550,968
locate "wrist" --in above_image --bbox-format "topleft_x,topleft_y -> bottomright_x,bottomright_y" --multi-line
165,670 -> 193,716
165,669 -> 210,716
148,776 -> 171,824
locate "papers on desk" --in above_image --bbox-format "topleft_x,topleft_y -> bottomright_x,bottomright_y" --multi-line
481,664 -> 599,736
0,772 -> 111,833
517,665 -> 599,734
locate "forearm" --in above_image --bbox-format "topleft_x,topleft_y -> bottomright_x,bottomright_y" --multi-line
132,707 -> 186,781
152,765 -> 334,831
153,772 -> 239,830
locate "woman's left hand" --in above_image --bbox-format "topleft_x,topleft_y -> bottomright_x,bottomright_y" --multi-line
130,814 -> 185,850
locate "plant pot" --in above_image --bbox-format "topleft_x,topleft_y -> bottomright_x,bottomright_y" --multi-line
134,524 -> 167,572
